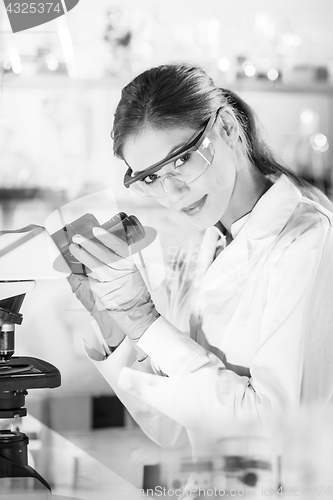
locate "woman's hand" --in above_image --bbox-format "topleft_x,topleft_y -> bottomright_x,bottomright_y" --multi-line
68,227 -> 160,348
67,272 -> 126,349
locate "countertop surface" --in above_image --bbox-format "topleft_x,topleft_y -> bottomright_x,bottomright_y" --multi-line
0,415 -> 166,500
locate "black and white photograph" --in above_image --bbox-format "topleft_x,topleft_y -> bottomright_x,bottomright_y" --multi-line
0,1 -> 333,499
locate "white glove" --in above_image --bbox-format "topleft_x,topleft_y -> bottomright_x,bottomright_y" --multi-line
69,227 -> 160,358
67,273 -> 126,349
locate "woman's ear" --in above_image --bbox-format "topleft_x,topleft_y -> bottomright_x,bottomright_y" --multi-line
218,107 -> 239,147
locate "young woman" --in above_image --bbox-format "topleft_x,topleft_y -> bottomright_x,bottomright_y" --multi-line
68,64 -> 333,452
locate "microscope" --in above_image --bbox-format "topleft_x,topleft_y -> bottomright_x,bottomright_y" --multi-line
0,224 -> 70,494
0,213 -> 146,496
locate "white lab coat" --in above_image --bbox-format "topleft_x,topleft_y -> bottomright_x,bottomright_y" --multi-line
87,174 -> 333,451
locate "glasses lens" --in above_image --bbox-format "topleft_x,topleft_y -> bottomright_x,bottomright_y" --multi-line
182,137 -> 214,180
129,138 -> 215,200
129,180 -> 158,199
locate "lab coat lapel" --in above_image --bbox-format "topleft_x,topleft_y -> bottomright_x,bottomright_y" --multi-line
197,228 -> 251,331
196,226 -> 222,277
188,226 -> 224,322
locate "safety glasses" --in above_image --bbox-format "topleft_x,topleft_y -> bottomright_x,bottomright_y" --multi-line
123,108 -> 220,199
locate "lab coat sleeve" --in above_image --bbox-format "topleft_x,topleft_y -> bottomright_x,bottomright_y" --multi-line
86,336 -> 188,449
118,221 -> 333,437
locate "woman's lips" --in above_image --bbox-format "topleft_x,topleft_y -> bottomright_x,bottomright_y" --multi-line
181,195 -> 207,216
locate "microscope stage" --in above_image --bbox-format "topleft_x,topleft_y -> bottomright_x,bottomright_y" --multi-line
0,356 -> 61,391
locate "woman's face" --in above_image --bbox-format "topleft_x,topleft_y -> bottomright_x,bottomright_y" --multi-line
122,120 -> 238,229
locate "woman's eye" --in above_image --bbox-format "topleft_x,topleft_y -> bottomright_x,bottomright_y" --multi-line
174,153 -> 191,169
141,174 -> 158,185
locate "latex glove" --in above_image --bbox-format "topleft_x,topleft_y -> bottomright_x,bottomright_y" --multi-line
67,273 -> 126,349
68,227 -> 160,352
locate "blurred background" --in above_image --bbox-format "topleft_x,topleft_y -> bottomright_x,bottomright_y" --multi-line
1,0 -> 333,495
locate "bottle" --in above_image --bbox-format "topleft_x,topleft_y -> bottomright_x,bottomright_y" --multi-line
51,212 -> 145,274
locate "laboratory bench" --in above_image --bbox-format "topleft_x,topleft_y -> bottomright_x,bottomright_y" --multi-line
0,413 -> 167,499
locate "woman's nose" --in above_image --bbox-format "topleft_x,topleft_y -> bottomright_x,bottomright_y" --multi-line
162,176 -> 190,201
